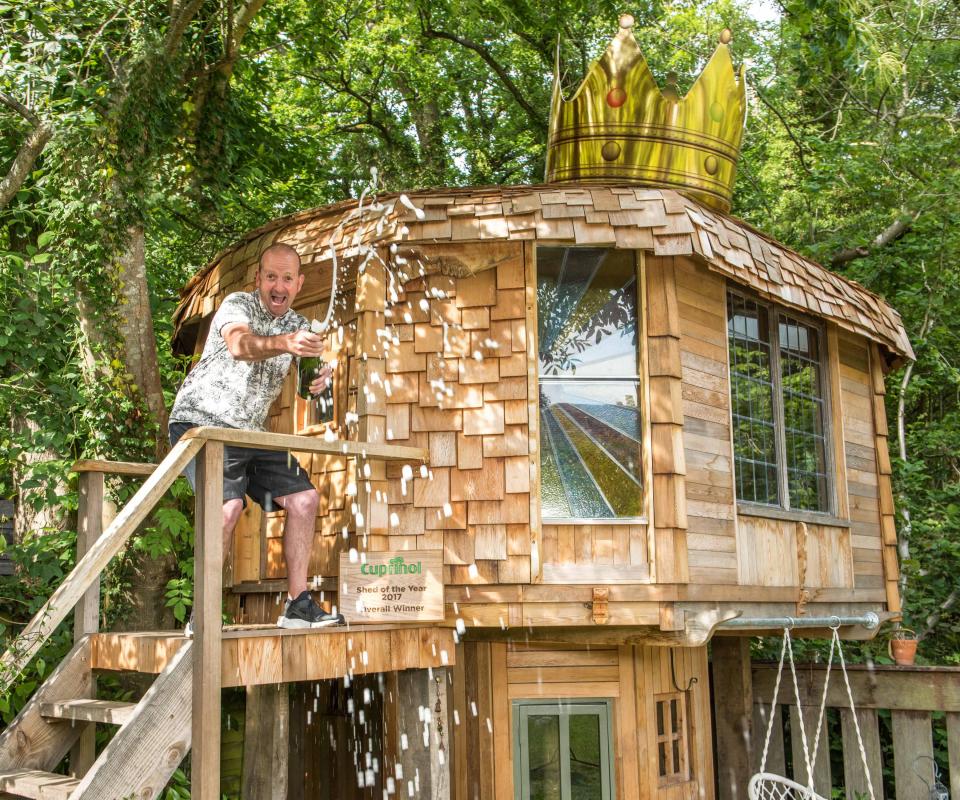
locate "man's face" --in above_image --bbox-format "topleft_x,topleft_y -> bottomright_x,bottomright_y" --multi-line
256,249 -> 304,317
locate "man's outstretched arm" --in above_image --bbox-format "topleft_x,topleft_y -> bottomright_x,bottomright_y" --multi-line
221,323 -> 324,361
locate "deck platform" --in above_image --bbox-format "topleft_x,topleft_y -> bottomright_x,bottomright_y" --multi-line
91,624 -> 455,687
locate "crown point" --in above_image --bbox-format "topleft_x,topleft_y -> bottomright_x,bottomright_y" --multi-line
619,13 -> 635,29
719,28 -> 733,44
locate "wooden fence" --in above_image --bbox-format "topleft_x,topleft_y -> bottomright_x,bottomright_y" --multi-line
752,663 -> 959,799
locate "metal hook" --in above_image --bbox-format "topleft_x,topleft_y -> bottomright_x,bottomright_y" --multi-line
785,616 -> 796,630
669,648 -> 698,694
828,615 -> 842,631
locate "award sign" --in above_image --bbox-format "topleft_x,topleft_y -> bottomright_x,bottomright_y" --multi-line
339,550 -> 444,623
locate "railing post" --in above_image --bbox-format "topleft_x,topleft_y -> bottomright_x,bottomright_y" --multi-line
193,440 -> 223,800
70,470 -> 103,777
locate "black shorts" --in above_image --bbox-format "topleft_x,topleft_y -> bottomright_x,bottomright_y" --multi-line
169,422 -> 315,510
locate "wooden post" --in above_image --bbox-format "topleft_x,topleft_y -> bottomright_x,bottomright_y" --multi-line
751,701 -> 785,775
394,667 -> 451,799
712,637 -> 753,800
891,709 -> 934,800
242,684 -> 290,800
947,712 -> 960,800
840,708 -> 884,800
69,471 -> 103,777
193,441 -> 223,800
790,704 -> 831,795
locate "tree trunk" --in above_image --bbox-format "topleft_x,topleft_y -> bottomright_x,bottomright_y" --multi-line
115,224 -> 169,455
11,415 -> 68,543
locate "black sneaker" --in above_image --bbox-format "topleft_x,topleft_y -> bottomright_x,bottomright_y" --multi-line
278,591 -> 345,629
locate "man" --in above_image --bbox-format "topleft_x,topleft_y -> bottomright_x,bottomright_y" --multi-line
170,242 -> 343,629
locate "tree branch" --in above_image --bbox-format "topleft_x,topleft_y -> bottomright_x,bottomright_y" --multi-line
165,0 -> 206,55
0,91 -> 41,126
0,120 -> 54,210
830,209 -> 920,266
748,79 -> 810,174
419,16 -> 546,133
919,587 -> 958,641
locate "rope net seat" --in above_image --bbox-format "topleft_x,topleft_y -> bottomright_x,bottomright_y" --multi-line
748,624 -> 875,800
749,772 -> 826,800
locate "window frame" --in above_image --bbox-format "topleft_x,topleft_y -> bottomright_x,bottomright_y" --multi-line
533,246 -> 648,525
654,691 -> 691,786
512,699 -> 615,800
726,286 -> 837,517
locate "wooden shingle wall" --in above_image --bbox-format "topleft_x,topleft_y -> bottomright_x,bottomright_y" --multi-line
647,256 -> 690,584
451,642 -> 714,800
675,258 -> 738,585
378,242 -> 534,585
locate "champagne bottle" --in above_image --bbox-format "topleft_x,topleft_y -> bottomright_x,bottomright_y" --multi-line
298,355 -> 323,399
298,319 -> 325,399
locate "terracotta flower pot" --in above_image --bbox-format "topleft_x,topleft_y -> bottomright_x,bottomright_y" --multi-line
889,629 -> 918,666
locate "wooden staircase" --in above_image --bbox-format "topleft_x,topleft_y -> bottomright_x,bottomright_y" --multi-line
0,635 -> 192,799
0,428 -> 428,799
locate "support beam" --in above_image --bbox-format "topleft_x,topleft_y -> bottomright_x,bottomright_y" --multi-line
70,472 -> 103,778
393,668 -> 451,799
712,637 -> 753,800
193,442 -> 223,800
242,684 -> 289,800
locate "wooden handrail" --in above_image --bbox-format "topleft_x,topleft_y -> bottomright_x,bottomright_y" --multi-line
181,426 -> 429,462
0,430 -> 427,694
0,438 -> 204,692
72,459 -> 157,477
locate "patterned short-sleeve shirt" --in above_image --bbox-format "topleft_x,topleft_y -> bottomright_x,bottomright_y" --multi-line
170,291 -> 308,431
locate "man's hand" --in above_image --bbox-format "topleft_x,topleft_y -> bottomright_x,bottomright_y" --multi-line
286,330 -> 324,357
308,363 -> 335,396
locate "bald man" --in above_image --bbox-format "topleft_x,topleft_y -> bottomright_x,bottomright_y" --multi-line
170,243 -> 342,630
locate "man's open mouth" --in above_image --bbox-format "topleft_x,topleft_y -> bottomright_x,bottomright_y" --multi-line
270,293 -> 287,305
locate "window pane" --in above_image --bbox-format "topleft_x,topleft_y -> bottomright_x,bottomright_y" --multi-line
727,293 -> 779,505
540,381 -> 642,518
568,713 -> 604,800
537,248 -> 638,378
779,315 -> 828,511
527,714 -> 562,800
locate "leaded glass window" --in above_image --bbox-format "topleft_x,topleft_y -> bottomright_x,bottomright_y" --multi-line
537,247 -> 642,520
727,290 -> 831,513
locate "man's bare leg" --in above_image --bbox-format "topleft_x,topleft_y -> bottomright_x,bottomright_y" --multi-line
274,488 -> 319,598
223,498 -> 244,559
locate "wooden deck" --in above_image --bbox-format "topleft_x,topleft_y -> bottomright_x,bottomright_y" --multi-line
91,625 -> 455,687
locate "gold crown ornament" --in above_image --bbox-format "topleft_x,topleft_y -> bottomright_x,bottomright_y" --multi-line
545,15 -> 747,212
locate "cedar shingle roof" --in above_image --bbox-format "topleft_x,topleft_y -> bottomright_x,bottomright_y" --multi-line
174,184 -> 913,364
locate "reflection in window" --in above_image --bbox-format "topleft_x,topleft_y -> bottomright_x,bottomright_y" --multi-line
515,701 -> 613,800
779,315 -> 828,510
727,291 -> 830,512
727,294 -> 778,505
537,248 -> 642,520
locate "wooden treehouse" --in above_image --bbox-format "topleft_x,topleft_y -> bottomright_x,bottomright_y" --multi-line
0,17 -> 915,800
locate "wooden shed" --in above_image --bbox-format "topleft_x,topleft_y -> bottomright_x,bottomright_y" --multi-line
169,178 -> 911,799
0,17 -> 916,800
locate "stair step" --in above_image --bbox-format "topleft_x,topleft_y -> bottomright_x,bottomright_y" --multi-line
39,699 -> 137,726
0,769 -> 79,800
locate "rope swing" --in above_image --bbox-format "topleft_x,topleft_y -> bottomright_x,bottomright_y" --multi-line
749,623 -> 876,800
